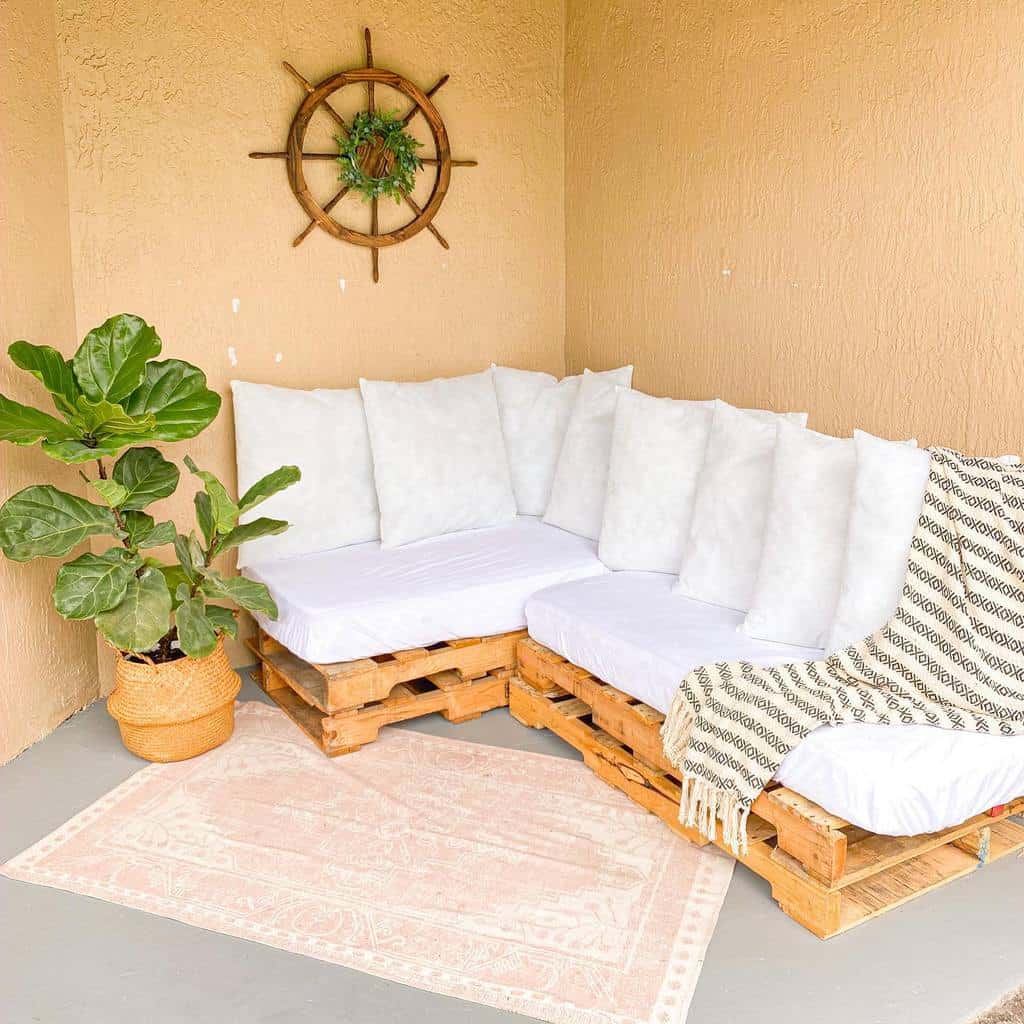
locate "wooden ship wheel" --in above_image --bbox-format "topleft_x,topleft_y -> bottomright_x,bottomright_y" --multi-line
249,28 -> 477,282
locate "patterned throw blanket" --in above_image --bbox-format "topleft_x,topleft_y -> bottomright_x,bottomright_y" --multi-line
661,447 -> 1024,854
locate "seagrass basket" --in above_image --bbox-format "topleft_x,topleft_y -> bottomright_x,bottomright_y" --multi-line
107,638 -> 241,762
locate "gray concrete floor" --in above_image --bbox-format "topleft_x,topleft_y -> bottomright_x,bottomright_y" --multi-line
2,673 -> 1022,1024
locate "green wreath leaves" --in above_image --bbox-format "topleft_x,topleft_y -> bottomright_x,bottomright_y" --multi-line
336,110 -> 423,203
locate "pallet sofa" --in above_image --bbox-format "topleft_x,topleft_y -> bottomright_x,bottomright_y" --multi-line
232,371 -> 1024,938
242,524 -> 1024,938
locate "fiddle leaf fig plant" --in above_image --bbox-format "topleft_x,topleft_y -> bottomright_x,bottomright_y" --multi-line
0,313 -> 300,664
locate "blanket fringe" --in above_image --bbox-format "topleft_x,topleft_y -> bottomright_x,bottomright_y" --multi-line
660,687 -> 697,768
677,775 -> 750,856
662,688 -> 750,856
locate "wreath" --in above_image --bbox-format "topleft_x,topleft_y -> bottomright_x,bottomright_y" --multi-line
336,111 -> 423,203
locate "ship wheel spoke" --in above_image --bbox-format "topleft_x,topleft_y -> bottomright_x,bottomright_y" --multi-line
422,158 -> 477,167
402,194 -> 449,250
364,28 -> 375,114
282,61 -> 350,137
401,75 -> 449,127
293,185 -> 351,247
371,197 -> 380,282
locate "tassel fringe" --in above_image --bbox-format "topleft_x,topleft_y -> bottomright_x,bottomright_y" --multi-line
660,687 -> 697,767
677,776 -> 751,856
661,687 -> 750,856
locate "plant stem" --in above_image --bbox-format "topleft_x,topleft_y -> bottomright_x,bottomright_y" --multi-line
189,530 -> 219,599
96,458 -> 130,542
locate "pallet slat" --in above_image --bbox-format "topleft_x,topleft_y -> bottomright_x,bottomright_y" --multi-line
248,629 -> 522,755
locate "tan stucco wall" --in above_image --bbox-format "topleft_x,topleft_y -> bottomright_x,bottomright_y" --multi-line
0,0 -> 100,763
565,1 -> 1024,453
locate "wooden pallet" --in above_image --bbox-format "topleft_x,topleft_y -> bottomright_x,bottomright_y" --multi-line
511,637 -> 1024,938
248,628 -> 523,755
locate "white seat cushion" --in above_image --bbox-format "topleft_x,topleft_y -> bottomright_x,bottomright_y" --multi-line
526,572 -> 1024,836
245,518 -> 607,664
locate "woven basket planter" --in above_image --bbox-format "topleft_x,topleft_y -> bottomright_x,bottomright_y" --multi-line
107,639 -> 241,762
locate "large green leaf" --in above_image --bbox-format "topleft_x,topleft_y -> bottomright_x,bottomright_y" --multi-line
41,437 -> 142,464
199,568 -> 278,617
53,548 -> 140,620
124,360 -> 221,441
72,314 -> 161,403
194,491 -> 214,547
237,465 -> 301,514
174,586 -> 219,658
215,517 -> 289,554
95,566 -> 172,653
90,479 -> 130,508
122,511 -> 176,549
156,563 -> 190,607
8,341 -> 81,417
183,455 -> 237,534
0,394 -> 80,446
173,532 -> 197,582
112,447 -> 180,510
73,397 -> 157,439
0,485 -> 121,561
173,531 -> 206,583
203,604 -> 238,638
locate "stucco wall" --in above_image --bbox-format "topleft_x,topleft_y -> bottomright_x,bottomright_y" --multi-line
565,0 -> 1024,452
0,0 -> 100,762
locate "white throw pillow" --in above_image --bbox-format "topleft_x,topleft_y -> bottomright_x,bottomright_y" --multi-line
492,366 -> 580,515
598,391 -> 714,573
359,369 -> 516,548
231,381 -> 379,567
826,437 -> 1022,652
675,401 -> 784,611
599,393 -> 809,573
542,366 -> 634,539
825,430 -> 927,651
742,423 -> 858,648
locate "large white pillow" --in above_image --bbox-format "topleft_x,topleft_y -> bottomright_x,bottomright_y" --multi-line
826,436 -> 1022,651
741,423 -> 857,648
825,430 -> 927,651
231,381 -> 379,567
492,366 -> 580,515
598,390 -> 713,572
600,392 -> 810,573
542,366 -> 634,540
359,369 -> 516,548
675,401 -> 783,610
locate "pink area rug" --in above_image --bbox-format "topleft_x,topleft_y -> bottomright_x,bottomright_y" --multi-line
3,702 -> 733,1024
